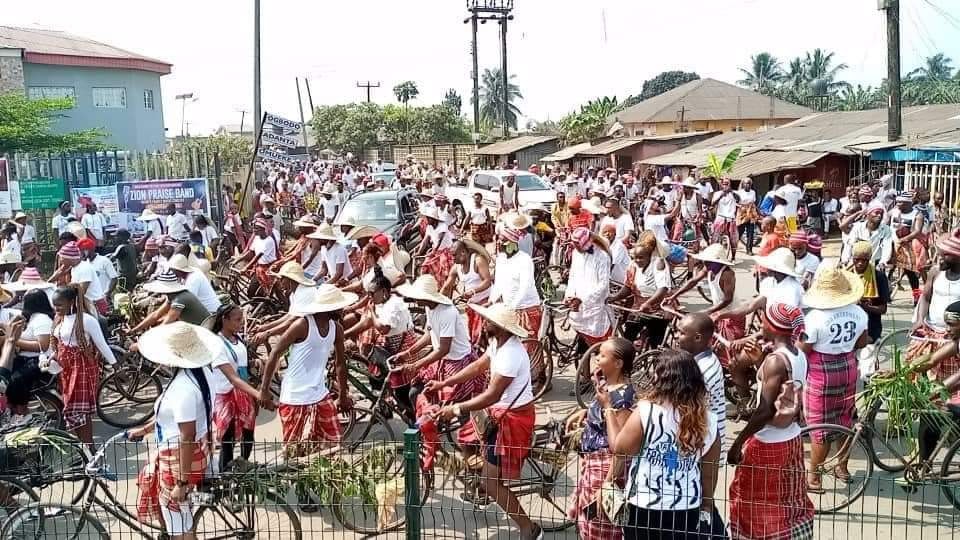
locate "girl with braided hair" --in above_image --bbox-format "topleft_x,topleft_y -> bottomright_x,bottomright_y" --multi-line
50,285 -> 118,445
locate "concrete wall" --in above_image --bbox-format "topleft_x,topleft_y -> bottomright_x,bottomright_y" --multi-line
0,51 -> 25,94
627,118 -> 799,136
22,63 -> 166,151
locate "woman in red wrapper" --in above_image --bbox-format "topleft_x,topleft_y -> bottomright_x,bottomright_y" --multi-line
417,205 -> 455,287
442,239 -> 493,344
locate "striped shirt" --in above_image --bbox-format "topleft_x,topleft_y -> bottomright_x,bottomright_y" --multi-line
695,349 -> 726,465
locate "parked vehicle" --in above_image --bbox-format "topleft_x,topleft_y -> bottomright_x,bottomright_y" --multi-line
445,170 -> 556,227
335,188 -> 422,253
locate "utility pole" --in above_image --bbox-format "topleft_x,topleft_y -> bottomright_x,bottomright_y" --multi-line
465,1 -> 514,140
296,78 -> 309,149
238,109 -> 248,134
677,105 -> 687,133
304,78 -> 315,111
253,0 -> 262,136
881,0 -> 902,141
470,16 -> 480,139
499,17 -> 509,138
356,81 -> 380,103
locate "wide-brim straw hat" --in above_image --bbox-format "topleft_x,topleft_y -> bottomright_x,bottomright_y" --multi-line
2,267 -> 54,292
307,223 -> 340,241
138,321 -> 222,369
142,271 -> 189,294
271,261 -> 317,287
67,222 -> 87,239
459,238 -> 491,261
13,212 -> 26,221
0,251 -> 22,265
166,254 -> 195,273
754,247 -> 801,278
692,243 -> 735,266
0,287 -> 12,303
346,225 -> 379,241
335,215 -> 358,228
659,176 -> 675,185
419,205 -> 440,220
499,211 -> 532,230
681,177 -> 699,189
468,302 -> 528,338
137,209 -> 161,221
289,284 -> 358,315
803,267 -> 865,310
321,184 -> 338,195
521,202 -> 549,214
396,275 -> 452,305
293,215 -> 321,228
583,196 -> 606,215
391,247 -> 412,270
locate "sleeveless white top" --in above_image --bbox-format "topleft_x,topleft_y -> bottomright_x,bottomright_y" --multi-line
680,193 -> 698,219
501,182 -> 517,205
456,254 -> 489,302
755,346 -> 807,443
927,271 -> 960,331
707,269 -> 724,308
281,316 -> 335,405
469,206 -> 488,225
302,245 -> 325,277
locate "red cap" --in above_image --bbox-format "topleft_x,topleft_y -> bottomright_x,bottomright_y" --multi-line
569,196 -> 582,210
372,233 -> 390,251
77,237 -> 96,251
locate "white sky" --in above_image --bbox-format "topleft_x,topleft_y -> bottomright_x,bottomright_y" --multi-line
7,0 -> 960,135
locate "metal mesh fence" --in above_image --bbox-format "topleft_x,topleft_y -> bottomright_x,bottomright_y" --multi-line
1,426 -> 959,538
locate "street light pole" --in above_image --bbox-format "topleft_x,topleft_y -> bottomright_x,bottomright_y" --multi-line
253,0 -> 262,136
175,93 -> 194,137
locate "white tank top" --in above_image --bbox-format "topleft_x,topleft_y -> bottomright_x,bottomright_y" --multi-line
755,346 -> 807,443
501,182 -> 517,205
280,316 -> 334,405
681,193 -> 698,219
707,269 -> 724,307
926,271 -> 960,331
469,206 -> 488,225
302,245 -> 325,277
457,254 -> 489,302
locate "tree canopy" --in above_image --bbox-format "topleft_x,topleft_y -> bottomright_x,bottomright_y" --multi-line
559,96 -> 624,144
637,71 -> 700,102
442,89 -> 462,116
0,93 -> 106,154
392,81 -> 420,106
309,102 -> 470,154
476,68 -> 523,130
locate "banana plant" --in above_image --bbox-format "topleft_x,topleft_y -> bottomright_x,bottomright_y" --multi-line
703,147 -> 742,180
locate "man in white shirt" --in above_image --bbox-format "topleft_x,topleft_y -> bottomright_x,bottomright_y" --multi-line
772,175 -> 803,233
52,201 -> 73,236
599,198 -> 636,244
487,228 -> 542,354
711,178 -> 741,260
822,189 -> 840,234
80,203 -> 107,249
91,246 -> 119,301
164,204 -> 191,242
697,176 -> 714,202
789,231 -> 821,289
168,253 -> 222,312
74,237 -> 111,315
564,228 -> 612,342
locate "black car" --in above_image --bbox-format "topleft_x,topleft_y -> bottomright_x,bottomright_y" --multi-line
335,188 -> 422,253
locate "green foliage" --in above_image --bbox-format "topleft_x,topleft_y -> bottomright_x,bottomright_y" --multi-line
173,133 -> 252,172
0,92 -> 106,154
639,71 -> 700,100
558,96 -> 624,144
834,85 -> 882,111
703,147 -> 741,180
442,89 -> 462,116
309,102 -> 470,153
738,52 -> 784,92
392,81 -> 420,105
525,118 -> 559,135
477,67 -> 523,130
907,53 -> 955,82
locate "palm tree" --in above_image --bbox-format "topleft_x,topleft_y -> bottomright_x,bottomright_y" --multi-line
392,81 -> 419,107
442,89 -> 462,116
908,53 -> 955,81
803,48 -> 849,94
477,68 -> 523,130
738,52 -> 784,92
785,57 -> 806,90
835,85 -> 880,111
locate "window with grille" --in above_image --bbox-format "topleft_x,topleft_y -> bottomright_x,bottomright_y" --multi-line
143,89 -> 154,109
92,87 -> 126,108
27,86 -> 76,106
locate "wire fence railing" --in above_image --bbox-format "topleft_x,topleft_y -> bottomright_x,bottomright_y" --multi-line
1,426 -> 959,538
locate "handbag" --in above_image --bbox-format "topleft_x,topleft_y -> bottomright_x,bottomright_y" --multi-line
600,402 -> 653,526
470,382 -> 529,442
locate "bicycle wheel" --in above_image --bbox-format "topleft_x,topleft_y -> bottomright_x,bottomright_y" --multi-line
28,391 -> 63,430
862,399 -> 911,473
798,424 -> 873,514
95,366 -> 162,429
530,342 -> 553,402
574,342 -> 603,409
872,328 -> 910,375
631,350 -> 660,391
939,434 -> 960,511
332,444 -> 431,534
26,428 -> 91,506
342,406 -> 395,451
0,478 -> 39,527
193,490 -> 302,540
0,502 -> 109,539
516,448 -> 578,532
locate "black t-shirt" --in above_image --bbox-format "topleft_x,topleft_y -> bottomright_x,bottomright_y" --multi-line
867,269 -> 891,341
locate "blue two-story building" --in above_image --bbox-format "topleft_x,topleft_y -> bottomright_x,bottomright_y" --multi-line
0,26 -> 171,151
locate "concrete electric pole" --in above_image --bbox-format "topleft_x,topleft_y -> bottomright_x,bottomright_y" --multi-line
881,0 -> 901,141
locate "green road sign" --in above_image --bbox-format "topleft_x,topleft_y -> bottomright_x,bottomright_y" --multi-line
19,177 -> 67,209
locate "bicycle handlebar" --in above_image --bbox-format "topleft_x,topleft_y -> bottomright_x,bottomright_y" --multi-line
86,430 -> 129,476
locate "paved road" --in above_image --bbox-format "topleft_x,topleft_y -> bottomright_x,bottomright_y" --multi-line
31,237 -> 955,538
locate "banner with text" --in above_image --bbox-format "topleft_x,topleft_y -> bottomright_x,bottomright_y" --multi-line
72,185 -> 121,227
115,179 -> 210,233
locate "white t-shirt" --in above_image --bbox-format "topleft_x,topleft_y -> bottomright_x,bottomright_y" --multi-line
251,235 -> 278,265
778,184 -> 803,217
72,260 -> 106,301
427,222 -> 454,250
736,189 -> 757,205
198,226 -> 219,247
626,401 -> 718,511
488,252 -> 540,309
154,369 -> 211,448
713,191 -> 738,220
374,295 -> 414,337
210,335 -> 248,395
52,214 -> 71,236
281,317 -> 334,405
185,271 -> 222,312
803,306 -> 868,354
642,214 -> 669,242
489,336 -> 534,407
21,224 -> 36,244
81,213 -> 106,241
795,253 -> 820,280
600,213 -> 635,243
427,304 -> 472,361
320,243 -> 353,279
322,197 -> 339,219
91,255 -> 118,297
759,275 -> 804,308
145,219 -> 164,239
20,313 -> 53,358
166,213 -> 190,241
697,181 -> 714,201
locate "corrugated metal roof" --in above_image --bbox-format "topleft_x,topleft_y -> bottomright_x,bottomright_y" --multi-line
614,78 -> 813,124
578,137 -> 648,155
729,150 -> 827,177
0,26 -> 169,65
473,135 -> 558,156
540,142 -> 593,162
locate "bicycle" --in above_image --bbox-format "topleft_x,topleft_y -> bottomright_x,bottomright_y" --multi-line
0,419 -> 91,508
95,342 -> 166,429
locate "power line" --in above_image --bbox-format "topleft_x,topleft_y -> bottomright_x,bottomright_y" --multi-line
922,0 -> 960,32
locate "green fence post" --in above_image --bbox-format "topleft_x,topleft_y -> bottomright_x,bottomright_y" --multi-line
403,427 -> 421,540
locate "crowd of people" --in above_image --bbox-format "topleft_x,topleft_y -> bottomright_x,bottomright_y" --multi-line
0,153 -> 958,540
